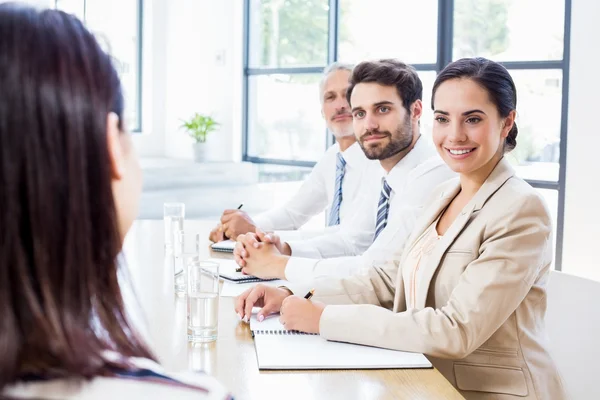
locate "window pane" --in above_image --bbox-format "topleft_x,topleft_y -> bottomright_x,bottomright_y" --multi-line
248,0 -> 329,68
453,0 -> 564,61
419,70 -> 437,142
248,74 -> 324,161
508,70 -> 562,182
339,0 -> 438,64
85,0 -> 141,130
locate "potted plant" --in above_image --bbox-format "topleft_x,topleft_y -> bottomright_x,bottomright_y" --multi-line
180,112 -> 220,162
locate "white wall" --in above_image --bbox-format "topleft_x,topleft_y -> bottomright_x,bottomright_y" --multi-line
562,0 -> 600,281
134,0 -> 243,162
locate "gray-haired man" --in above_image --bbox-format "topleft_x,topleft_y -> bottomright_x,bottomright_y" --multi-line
210,62 -> 376,254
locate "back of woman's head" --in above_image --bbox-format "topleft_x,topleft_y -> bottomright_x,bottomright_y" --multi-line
0,3 -> 153,388
432,57 -> 518,152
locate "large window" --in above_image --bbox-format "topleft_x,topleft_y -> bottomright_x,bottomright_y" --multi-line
244,0 -> 571,269
13,0 -> 144,131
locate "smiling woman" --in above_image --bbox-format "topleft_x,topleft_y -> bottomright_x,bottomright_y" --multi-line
431,57 -> 517,183
234,58 -> 568,400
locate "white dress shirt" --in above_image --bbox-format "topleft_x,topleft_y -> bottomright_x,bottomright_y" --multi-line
254,141 -> 376,240
284,137 -> 456,282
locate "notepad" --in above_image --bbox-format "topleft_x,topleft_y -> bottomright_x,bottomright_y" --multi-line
210,239 -> 236,253
204,258 -> 278,284
249,314 -> 432,370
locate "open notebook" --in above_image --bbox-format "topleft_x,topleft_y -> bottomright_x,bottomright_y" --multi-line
210,240 -> 236,253
205,258 -> 277,284
250,314 -> 432,370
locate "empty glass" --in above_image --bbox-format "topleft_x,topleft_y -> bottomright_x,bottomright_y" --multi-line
173,231 -> 200,296
164,202 -> 185,249
187,260 -> 219,343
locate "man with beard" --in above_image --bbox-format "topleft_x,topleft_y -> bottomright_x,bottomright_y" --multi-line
209,62 -> 377,250
233,59 -> 456,281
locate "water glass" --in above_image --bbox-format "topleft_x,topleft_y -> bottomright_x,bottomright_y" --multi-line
187,260 -> 219,343
174,231 -> 201,296
164,202 -> 185,249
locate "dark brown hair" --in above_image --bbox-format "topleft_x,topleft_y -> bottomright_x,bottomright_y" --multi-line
432,57 -> 518,152
346,59 -> 423,113
0,3 -> 155,389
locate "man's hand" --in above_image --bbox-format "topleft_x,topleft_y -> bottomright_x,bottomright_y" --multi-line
256,230 -> 291,256
220,210 -> 257,240
234,230 -> 290,267
233,232 -> 258,268
208,223 -> 225,243
234,284 -> 292,322
234,232 -> 289,279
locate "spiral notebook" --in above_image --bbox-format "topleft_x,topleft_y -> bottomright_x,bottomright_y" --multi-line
210,240 -> 236,253
205,258 -> 277,284
249,314 -> 432,370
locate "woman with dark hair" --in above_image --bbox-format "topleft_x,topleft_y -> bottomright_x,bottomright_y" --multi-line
0,3 -> 230,398
235,57 -> 567,399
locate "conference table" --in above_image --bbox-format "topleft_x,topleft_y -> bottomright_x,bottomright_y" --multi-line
122,219 -> 464,400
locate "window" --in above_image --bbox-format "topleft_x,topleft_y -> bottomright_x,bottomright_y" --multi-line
16,0 -> 144,131
243,0 -> 570,269
83,0 -> 143,132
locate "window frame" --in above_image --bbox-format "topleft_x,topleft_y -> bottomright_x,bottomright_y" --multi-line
54,0 -> 144,132
242,0 -> 571,270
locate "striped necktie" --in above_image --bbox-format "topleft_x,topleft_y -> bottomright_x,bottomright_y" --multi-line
373,178 -> 392,241
327,152 -> 346,226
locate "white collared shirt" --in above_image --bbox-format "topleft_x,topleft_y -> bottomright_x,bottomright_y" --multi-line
284,138 -> 457,282
254,141 -> 376,239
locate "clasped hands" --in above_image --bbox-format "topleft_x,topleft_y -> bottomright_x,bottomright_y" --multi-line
233,229 -> 291,280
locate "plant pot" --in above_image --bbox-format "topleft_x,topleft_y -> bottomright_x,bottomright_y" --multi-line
193,142 -> 207,162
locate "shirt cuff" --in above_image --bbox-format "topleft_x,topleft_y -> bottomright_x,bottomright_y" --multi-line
284,257 -> 320,282
253,215 -> 275,232
287,240 -> 323,258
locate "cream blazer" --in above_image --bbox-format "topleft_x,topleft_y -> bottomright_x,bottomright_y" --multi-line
293,158 -> 566,399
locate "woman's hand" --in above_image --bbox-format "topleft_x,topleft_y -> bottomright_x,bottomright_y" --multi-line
279,296 -> 325,334
234,284 -> 292,322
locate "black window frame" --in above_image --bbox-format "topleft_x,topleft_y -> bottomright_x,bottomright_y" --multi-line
242,0 -> 571,270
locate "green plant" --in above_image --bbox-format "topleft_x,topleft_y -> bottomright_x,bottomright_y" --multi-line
180,113 -> 220,143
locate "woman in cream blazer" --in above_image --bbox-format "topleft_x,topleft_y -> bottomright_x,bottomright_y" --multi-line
235,57 -> 566,399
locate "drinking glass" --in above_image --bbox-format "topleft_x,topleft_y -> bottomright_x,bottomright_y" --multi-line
187,259 -> 219,342
173,231 -> 200,296
164,202 -> 185,249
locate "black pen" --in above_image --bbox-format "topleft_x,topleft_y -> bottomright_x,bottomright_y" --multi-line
237,203 -> 243,210
304,289 -> 315,300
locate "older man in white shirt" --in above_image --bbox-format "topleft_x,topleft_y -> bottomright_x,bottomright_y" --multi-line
209,62 -> 376,246
234,59 -> 455,282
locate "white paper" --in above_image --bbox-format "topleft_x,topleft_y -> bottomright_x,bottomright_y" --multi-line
253,333 -> 432,370
250,314 -> 432,370
210,240 -> 235,252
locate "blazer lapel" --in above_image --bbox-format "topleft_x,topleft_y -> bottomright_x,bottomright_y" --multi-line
394,180 -> 461,310
413,158 -> 517,309
401,179 -> 461,258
